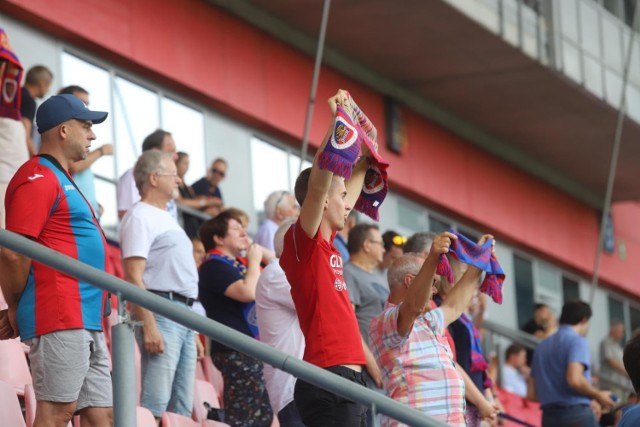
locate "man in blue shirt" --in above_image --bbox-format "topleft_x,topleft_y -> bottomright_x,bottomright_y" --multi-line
619,333 -> 640,426
529,300 -> 615,427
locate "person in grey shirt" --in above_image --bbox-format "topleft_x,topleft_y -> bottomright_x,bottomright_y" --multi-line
600,320 -> 633,393
343,223 -> 387,392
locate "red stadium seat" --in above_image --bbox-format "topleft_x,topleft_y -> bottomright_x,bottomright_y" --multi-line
0,337 -> 32,395
162,412 -> 199,427
497,387 -> 541,427
202,356 -> 224,406
0,379 -> 26,427
192,379 -> 221,422
201,421 -> 231,427
137,406 -> 157,427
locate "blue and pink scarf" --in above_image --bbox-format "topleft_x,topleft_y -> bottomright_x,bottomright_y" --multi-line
436,230 -> 505,304
318,93 -> 389,220
0,28 -> 23,121
203,250 -> 260,339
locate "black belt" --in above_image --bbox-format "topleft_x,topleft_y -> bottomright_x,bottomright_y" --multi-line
148,290 -> 196,307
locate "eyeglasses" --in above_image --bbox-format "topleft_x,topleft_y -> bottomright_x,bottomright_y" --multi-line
368,240 -> 384,246
392,235 -> 407,246
155,172 -> 178,178
211,168 -> 226,177
275,191 -> 289,208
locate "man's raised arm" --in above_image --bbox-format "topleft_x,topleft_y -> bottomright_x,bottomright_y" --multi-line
397,232 -> 456,336
441,234 -> 494,327
299,90 -> 349,238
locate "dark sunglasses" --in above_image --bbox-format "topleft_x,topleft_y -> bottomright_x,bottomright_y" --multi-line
211,168 -> 226,177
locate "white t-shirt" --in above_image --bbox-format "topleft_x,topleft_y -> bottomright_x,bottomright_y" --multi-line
255,259 -> 305,414
501,364 -> 527,397
117,167 -> 177,219
0,117 -> 28,182
119,201 -> 198,298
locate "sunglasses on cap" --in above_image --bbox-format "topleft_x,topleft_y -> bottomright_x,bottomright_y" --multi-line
392,235 -> 407,246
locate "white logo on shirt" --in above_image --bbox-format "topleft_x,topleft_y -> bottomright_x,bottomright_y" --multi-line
334,278 -> 347,292
28,173 -> 44,181
63,184 -> 75,192
329,254 -> 343,268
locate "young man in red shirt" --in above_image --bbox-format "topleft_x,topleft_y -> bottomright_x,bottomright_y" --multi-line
280,90 -> 375,426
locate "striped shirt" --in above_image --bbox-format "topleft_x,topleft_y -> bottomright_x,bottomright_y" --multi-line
369,304 -> 465,426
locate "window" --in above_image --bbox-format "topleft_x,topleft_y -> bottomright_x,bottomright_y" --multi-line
250,137 -> 311,213
608,296 -> 625,324
428,216 -> 451,233
629,305 -> 640,335
514,254 -> 535,328
113,76 -> 160,176
161,97 -> 205,186
62,51 -> 207,230
397,199 -> 426,232
562,276 -> 581,303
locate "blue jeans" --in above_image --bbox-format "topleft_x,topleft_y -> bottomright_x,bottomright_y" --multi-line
542,404 -> 597,427
135,301 -> 196,417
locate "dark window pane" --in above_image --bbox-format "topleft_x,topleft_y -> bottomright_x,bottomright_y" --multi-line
429,216 -> 451,233
562,276 -> 580,303
630,306 -> 640,336
514,255 -> 535,328
608,297 -> 625,324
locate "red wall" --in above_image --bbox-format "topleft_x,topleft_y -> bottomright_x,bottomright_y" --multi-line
2,0 -> 638,295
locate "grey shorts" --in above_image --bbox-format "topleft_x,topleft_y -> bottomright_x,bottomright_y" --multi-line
27,329 -> 113,411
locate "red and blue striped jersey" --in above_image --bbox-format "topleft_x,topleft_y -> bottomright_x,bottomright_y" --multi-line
5,155 -> 107,340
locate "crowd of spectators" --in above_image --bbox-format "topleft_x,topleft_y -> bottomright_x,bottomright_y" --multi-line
1,27 -> 639,427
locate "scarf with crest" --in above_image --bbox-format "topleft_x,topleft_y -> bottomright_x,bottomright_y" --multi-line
0,28 -> 23,120
317,92 -> 389,220
436,230 -> 505,304
203,249 -> 260,339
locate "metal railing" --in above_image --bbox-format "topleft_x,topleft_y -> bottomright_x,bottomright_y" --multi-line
0,228 -> 447,427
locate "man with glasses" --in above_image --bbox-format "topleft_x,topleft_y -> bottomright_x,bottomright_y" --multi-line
255,190 -> 300,251
191,157 -> 227,210
120,150 -> 203,420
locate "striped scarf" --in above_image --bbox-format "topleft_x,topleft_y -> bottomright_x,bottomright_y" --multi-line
318,92 -> 389,220
436,230 -> 505,304
0,28 -> 23,120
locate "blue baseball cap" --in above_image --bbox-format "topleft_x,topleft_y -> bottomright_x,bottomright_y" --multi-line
36,93 -> 108,134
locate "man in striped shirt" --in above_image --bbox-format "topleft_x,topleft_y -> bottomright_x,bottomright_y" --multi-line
369,233 -> 497,426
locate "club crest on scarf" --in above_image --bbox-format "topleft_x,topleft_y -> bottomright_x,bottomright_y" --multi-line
332,118 -> 358,149
318,93 -> 390,221
363,166 -> 384,195
0,27 -> 23,121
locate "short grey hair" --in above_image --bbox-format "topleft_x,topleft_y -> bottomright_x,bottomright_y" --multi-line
387,254 -> 423,290
274,217 -> 296,258
264,190 -> 290,221
403,231 -> 436,255
134,150 -> 171,194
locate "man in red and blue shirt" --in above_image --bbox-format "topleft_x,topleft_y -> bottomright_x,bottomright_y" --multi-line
0,94 -> 112,427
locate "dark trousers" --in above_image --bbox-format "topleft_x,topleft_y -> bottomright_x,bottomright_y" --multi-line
542,404 -> 597,427
278,401 -> 305,427
294,365 -> 368,427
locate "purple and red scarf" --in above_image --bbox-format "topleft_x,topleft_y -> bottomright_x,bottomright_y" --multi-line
0,28 -> 23,121
318,93 -> 389,220
436,230 -> 505,304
